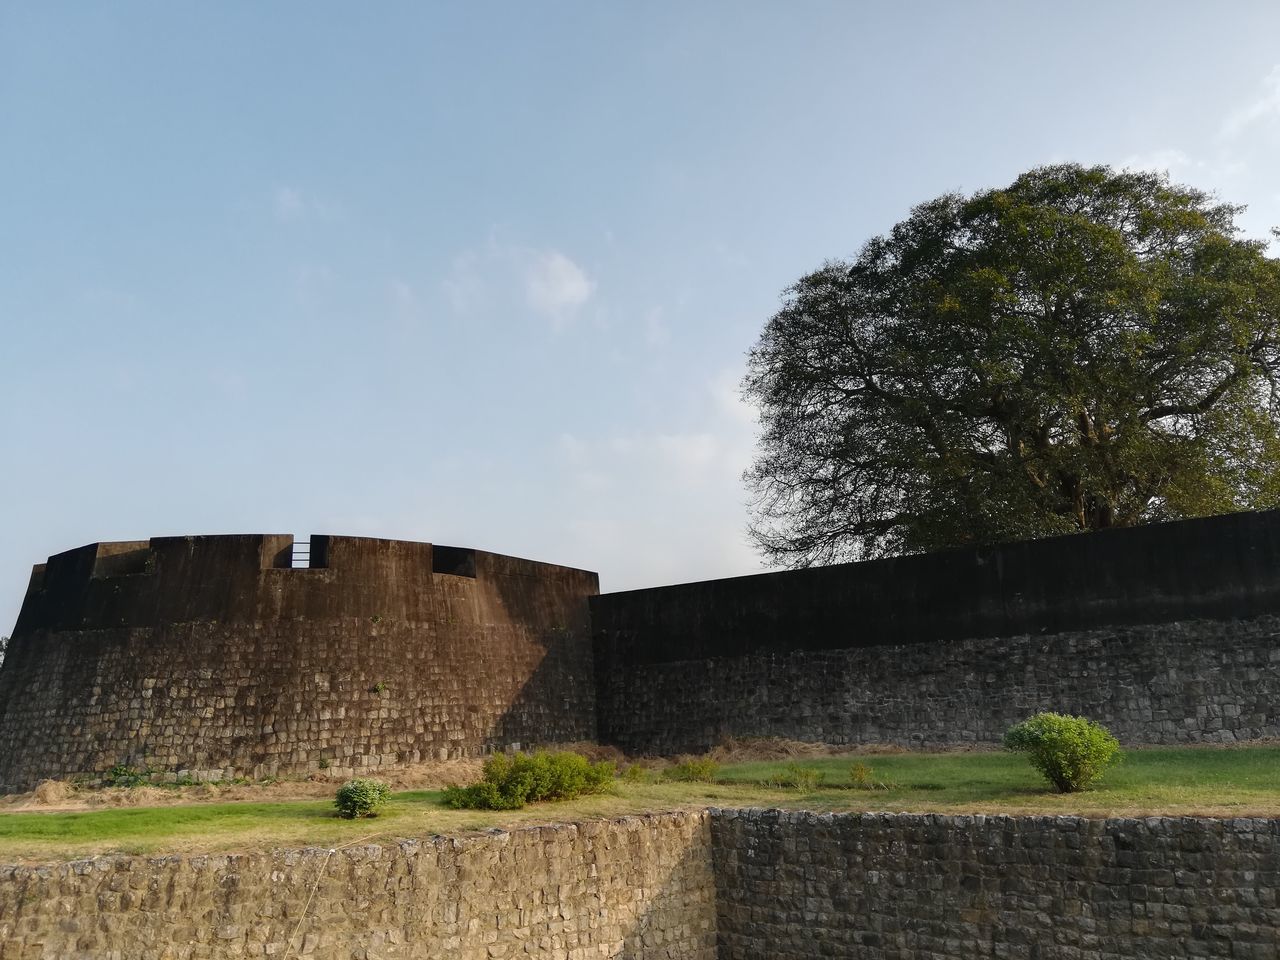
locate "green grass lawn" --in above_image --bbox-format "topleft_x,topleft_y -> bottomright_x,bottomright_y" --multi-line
717,746 -> 1280,811
1,745 -> 1276,862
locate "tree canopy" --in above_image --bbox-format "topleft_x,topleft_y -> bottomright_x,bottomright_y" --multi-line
745,164 -> 1280,566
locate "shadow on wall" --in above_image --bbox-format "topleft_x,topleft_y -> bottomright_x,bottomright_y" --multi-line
484,555 -> 598,750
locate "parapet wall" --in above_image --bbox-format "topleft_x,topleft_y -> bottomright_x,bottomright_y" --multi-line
3,809 -> 1276,959
593,510 -> 1280,752
0,535 -> 600,791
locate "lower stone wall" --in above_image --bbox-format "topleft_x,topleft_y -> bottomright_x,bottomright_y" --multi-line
712,809 -> 1280,960
598,616 -> 1280,754
3,808 -> 1279,959
0,811 -> 716,960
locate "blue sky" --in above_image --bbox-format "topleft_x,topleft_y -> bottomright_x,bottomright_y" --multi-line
4,2 -> 1280,633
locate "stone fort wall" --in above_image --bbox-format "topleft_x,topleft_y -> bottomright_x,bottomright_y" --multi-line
711,809 -> 1280,960
592,509 -> 1280,754
4,510 -> 1280,790
2,808 -> 1275,959
0,534 -> 599,791
0,811 -> 717,960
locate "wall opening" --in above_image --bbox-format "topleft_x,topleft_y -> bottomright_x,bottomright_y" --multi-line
280,536 -> 328,570
91,545 -> 152,578
433,545 -> 477,578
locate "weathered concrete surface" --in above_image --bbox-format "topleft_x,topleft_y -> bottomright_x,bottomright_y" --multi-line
0,535 -> 599,792
0,812 -> 717,960
597,615 -> 1280,754
712,809 -> 1280,960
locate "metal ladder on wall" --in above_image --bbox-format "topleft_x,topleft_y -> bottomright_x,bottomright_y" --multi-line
289,540 -> 311,569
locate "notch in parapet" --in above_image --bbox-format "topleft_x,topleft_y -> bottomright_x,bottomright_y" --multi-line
433,545 -> 477,579
90,541 -> 153,578
272,535 -> 330,570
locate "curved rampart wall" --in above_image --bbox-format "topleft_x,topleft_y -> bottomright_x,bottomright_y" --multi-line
0,534 -> 599,791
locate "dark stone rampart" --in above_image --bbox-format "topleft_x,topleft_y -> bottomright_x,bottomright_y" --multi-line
0,535 -> 599,791
592,509 -> 1280,665
593,510 -> 1280,752
7,511 -> 1280,785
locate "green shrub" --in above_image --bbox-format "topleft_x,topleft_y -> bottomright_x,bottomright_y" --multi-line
846,761 -> 897,791
621,763 -> 649,782
334,778 -> 392,818
769,761 -> 823,791
104,764 -> 148,788
442,751 -> 614,810
1003,712 -> 1121,793
666,757 -> 720,783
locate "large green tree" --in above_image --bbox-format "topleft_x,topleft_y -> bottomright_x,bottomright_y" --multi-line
745,164 -> 1280,566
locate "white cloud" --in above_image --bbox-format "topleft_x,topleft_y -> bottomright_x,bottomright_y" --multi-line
1221,65 -> 1280,140
272,186 -> 339,223
442,236 -> 595,330
273,186 -> 306,222
524,250 -> 595,326
389,279 -> 427,329
1117,67 -> 1280,200
291,263 -> 333,307
1118,148 -> 1199,176
442,248 -> 485,314
644,307 -> 670,347
710,368 -> 757,428
546,368 -> 763,590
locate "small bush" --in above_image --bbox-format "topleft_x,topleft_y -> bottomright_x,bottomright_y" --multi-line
1003,712 -> 1121,793
847,762 -> 897,791
666,757 -> 720,783
769,762 -> 823,791
442,751 -> 614,810
104,764 -> 148,788
334,778 -> 392,818
621,763 -> 649,783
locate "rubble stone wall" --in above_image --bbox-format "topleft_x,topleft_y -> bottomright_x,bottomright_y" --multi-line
596,616 -> 1280,754
5,809 -> 1278,959
712,809 -> 1280,960
0,811 -> 716,960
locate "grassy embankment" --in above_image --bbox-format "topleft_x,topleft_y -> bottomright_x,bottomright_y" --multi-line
0,745 -> 1277,861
